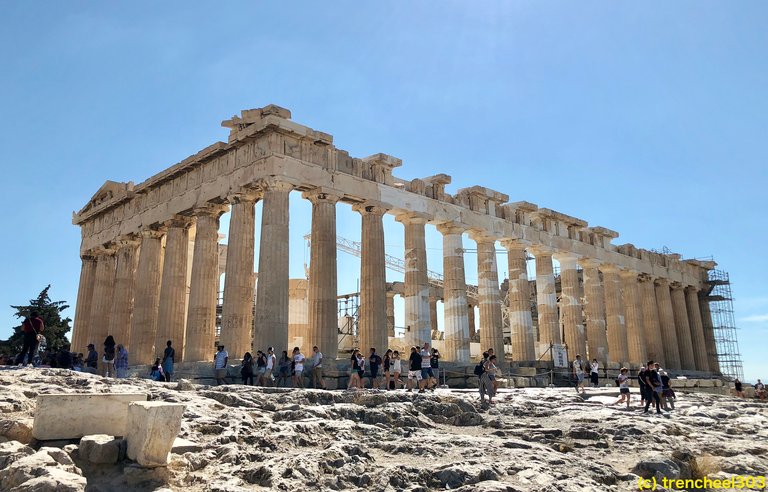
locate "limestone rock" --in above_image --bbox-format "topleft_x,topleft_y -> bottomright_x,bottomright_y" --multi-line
79,434 -> 125,464
32,393 -> 147,440
0,447 -> 85,491
126,401 -> 185,467
0,418 -> 33,444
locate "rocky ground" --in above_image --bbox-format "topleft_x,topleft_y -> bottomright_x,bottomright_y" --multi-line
0,368 -> 766,491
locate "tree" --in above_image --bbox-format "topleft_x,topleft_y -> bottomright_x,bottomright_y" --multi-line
6,285 -> 72,355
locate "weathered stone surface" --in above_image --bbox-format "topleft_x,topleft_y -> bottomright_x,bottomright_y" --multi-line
0,446 -> 85,491
171,437 -> 202,454
0,417 -> 33,444
126,401 -> 185,467
32,393 -> 147,440
79,434 -> 124,464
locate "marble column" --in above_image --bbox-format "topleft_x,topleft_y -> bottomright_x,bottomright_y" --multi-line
685,286 -> 710,372
436,223 -> 470,362
386,291 -> 396,338
220,191 -> 259,361
532,249 -> 560,349
130,229 -> 165,363
185,205 -> 227,362
355,203 -> 389,354
468,303 -> 477,339
88,247 -> 117,348
72,254 -> 97,352
396,214 -> 431,347
581,261 -> 608,365
620,271 -> 647,365
254,180 -> 292,354
155,217 -> 192,360
602,265 -> 629,365
670,282 -> 696,371
556,254 -> 586,358
304,190 -> 340,359
654,278 -> 682,370
472,235 -> 504,358
501,240 -> 536,361
108,236 -> 140,349
639,274 -> 665,366
699,295 -> 720,374
429,297 -> 439,336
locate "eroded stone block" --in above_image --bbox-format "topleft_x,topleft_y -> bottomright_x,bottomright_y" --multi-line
126,402 -> 185,467
79,434 -> 124,464
32,393 -> 147,440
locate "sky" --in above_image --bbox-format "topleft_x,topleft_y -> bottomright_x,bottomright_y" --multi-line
0,2 -> 765,381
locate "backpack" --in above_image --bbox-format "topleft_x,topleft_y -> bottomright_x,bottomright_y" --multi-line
474,361 -> 485,377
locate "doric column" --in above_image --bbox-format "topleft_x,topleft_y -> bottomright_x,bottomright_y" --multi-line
436,223 -> 470,362
532,248 -> 559,348
602,265 -> 629,365
685,286 -> 710,372
638,274 -> 665,366
620,271 -> 647,365
254,180 -> 292,354
185,204 -> 227,362
220,191 -> 259,361
355,203 -> 389,354
699,294 -> 720,373
108,236 -> 140,349
386,291 -> 396,338
581,260 -> 608,365
471,234 -> 504,359
130,228 -> 165,363
654,278 -> 682,370
556,254 -> 586,358
88,247 -> 117,348
304,190 -> 340,359
395,213 -> 431,347
155,216 -> 193,360
670,282 -> 696,371
429,297 -> 439,335
71,254 -> 97,352
501,240 -> 536,361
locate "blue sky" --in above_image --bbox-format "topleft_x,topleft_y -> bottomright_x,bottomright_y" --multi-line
1,2 -> 765,381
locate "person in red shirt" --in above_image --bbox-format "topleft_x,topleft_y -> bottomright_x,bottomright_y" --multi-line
16,311 -> 44,365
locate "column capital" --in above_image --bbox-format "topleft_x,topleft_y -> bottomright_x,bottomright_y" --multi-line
163,214 -> 195,230
114,234 -> 141,250
600,263 -> 621,273
192,203 -> 229,218
352,201 -> 388,216
527,245 -> 554,257
256,177 -> 294,193
227,188 -> 262,204
467,230 -> 498,244
80,253 -> 97,261
669,281 -> 685,291
499,238 -> 528,251
638,272 -> 656,283
394,212 -> 430,225
91,245 -> 117,257
654,277 -> 671,287
435,222 -> 466,235
579,258 -> 602,269
139,227 -> 166,240
302,187 -> 342,205
684,285 -> 700,294
552,251 -> 581,264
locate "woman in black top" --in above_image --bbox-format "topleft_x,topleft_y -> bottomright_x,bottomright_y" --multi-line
347,350 -> 363,390
103,335 -> 116,378
383,349 -> 393,391
734,378 -> 744,397
241,352 -> 254,386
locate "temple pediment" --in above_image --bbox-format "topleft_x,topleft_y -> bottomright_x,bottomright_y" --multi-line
74,180 -> 133,221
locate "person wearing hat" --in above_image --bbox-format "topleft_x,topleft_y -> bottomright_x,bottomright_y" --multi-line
84,344 -> 99,374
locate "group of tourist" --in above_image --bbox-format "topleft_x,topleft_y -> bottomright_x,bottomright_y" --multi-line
476,348 -> 500,405
347,344 -> 441,392
733,378 -> 766,399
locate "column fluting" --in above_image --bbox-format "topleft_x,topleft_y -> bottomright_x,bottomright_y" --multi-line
437,223 -> 470,362
639,274 -> 665,366
130,229 -> 165,364
699,294 -> 720,373
396,214 -> 432,347
533,249 -> 559,350
621,271 -> 647,365
88,247 -> 117,348
501,240 -> 536,361
107,236 -> 140,350
685,286 -> 710,372
72,254 -> 97,353
602,265 -> 629,365
156,217 -> 193,360
556,254 -> 586,358
355,203 -> 389,355
654,278 -> 682,370
473,235 -> 504,359
670,282 -> 696,371
582,261 -> 608,365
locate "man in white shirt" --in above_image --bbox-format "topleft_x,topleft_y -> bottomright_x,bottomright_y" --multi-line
214,345 -> 229,385
573,354 -> 586,394
311,346 -> 326,390
292,347 -> 306,388
265,347 -> 276,386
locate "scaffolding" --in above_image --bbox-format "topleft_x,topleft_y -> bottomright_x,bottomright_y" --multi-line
705,269 -> 744,380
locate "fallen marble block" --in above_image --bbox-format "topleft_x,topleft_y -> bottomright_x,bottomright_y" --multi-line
32,393 -> 147,440
126,402 -> 185,467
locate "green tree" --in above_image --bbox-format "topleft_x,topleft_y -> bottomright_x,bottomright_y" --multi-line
6,285 -> 71,354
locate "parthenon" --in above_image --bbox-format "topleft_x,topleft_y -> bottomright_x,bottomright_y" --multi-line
71,104 -> 720,374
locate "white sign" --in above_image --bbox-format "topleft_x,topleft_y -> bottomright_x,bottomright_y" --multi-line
552,344 -> 568,368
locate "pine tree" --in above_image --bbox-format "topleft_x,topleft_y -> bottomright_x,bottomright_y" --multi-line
7,285 -> 72,354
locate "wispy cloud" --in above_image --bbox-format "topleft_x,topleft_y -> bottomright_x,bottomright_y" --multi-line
739,314 -> 768,323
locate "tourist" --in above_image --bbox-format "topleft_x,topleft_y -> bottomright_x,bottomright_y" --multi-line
15,311 -> 44,366
73,353 -> 84,372
573,354 -> 586,394
755,379 -> 766,400
420,343 -> 432,391
265,347 -> 276,386
256,350 -> 267,385
383,349 -> 393,390
57,345 -> 73,370
486,348 -> 499,394
103,335 -> 116,378
161,340 -> 175,382
277,350 -> 292,387
310,346 -> 326,390
407,346 -> 425,393
430,348 -> 441,389
348,350 -> 361,390
369,348 -> 382,389
392,350 -> 402,390
734,378 -> 744,398
115,344 -> 129,378
614,367 -> 631,408
643,360 -> 662,414
478,351 -> 493,404
292,347 -> 305,388
590,358 -> 600,388
658,367 -> 675,410
84,344 -> 98,374
637,364 -> 648,407
149,358 -> 164,381
214,345 -> 228,385
241,352 -> 254,386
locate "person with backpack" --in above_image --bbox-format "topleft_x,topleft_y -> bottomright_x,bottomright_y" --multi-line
478,351 -> 494,404
149,358 -> 165,381
643,360 -> 663,414
255,350 -> 268,385
103,335 -> 116,377
161,340 -> 175,382
15,311 -> 44,366
407,346 -> 425,393
637,364 -> 648,408
369,348 -> 383,389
